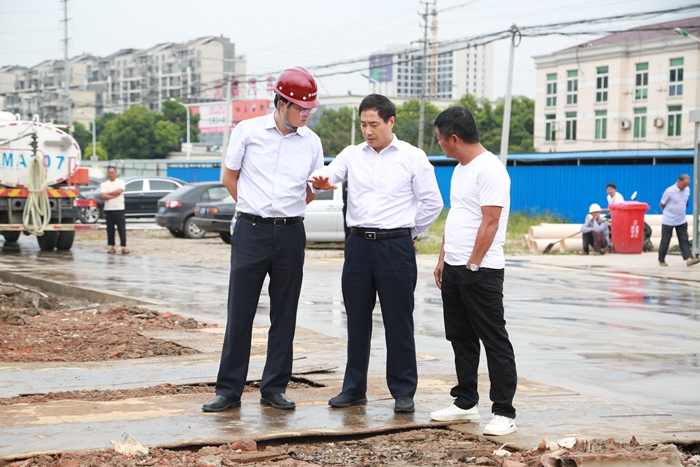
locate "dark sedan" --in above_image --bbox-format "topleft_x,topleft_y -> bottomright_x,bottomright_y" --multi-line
193,195 -> 236,244
155,182 -> 229,238
79,176 -> 185,223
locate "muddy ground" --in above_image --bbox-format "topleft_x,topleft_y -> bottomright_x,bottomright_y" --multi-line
1,233 -> 697,466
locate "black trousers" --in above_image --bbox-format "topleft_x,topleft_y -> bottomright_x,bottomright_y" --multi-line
441,264 -> 517,419
341,233 -> 418,399
582,231 -> 608,253
659,223 -> 692,262
105,210 -> 126,247
215,216 -> 305,400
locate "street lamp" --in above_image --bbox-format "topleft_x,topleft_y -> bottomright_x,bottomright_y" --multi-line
77,109 -> 97,161
361,73 -> 382,95
170,98 -> 191,160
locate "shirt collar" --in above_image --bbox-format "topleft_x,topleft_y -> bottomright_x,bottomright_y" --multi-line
361,134 -> 398,154
264,112 -> 310,137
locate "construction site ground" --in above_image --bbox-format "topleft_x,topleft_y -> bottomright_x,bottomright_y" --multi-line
1,229 -> 699,466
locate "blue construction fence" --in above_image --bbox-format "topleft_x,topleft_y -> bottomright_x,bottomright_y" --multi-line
167,150 -> 695,222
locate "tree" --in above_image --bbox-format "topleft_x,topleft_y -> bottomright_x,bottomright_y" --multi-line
394,99 -> 442,154
83,141 -> 108,160
313,107 -> 362,156
100,106 -> 156,159
153,120 -> 182,157
456,94 -> 535,155
71,121 -> 92,155
161,99 -> 200,143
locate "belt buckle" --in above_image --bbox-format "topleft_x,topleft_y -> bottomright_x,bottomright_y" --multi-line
365,231 -> 376,240
273,218 -> 286,226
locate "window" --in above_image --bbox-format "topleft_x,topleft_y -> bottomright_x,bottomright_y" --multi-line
150,180 -> 180,191
201,186 -> 229,200
545,114 -> 556,141
635,63 -> 648,100
634,108 -> 647,138
124,180 -> 144,192
596,66 -> 608,102
566,70 -> 578,104
669,58 -> 684,96
314,190 -> 334,201
595,110 -> 607,140
565,112 -> 576,140
668,105 -> 682,137
546,73 -> 557,107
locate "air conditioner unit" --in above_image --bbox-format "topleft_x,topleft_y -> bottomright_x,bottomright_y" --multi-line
620,119 -> 631,130
653,117 -> 665,128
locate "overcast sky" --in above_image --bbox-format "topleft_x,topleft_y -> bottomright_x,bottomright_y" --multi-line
2,0 -> 698,101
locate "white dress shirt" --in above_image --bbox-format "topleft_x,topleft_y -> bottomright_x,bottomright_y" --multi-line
314,135 -> 443,238
225,113 -> 324,218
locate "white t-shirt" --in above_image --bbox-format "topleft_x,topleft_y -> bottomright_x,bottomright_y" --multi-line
607,192 -> 624,206
444,151 -> 510,269
101,179 -> 125,211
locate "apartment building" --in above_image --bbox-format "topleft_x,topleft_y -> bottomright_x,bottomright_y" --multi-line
533,17 -> 700,152
368,40 -> 494,101
0,36 -> 246,129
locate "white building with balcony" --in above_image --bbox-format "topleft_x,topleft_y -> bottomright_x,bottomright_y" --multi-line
533,17 -> 700,152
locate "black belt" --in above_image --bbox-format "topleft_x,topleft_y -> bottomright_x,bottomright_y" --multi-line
350,227 -> 411,240
238,212 -> 303,226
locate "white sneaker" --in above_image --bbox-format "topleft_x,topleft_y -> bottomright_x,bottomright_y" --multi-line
430,404 -> 481,421
483,414 -> 517,436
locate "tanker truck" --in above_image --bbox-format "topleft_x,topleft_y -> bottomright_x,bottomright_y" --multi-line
0,112 -> 96,251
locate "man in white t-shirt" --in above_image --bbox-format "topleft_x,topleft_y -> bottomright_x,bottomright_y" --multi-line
100,166 -> 128,255
429,106 -> 517,437
602,183 -> 624,213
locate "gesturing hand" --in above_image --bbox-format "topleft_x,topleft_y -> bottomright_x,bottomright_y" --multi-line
307,175 -> 337,190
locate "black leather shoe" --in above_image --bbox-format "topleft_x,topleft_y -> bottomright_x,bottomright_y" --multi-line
328,392 -> 368,408
202,395 -> 241,412
260,393 -> 296,410
394,396 -> 415,413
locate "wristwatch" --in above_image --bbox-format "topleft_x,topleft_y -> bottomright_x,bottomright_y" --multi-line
466,263 -> 479,272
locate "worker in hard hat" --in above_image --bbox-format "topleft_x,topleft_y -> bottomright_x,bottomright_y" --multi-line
580,203 -> 610,255
203,66 -> 323,413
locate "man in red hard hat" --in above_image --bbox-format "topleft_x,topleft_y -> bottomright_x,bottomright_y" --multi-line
203,66 -> 324,412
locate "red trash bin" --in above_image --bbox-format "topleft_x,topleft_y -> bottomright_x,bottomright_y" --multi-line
609,201 -> 650,254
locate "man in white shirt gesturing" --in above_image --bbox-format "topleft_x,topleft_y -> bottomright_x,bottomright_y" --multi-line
429,106 -> 518,436
309,94 -> 443,413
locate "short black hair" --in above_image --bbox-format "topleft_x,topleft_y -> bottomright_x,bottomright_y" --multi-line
107,165 -> 116,172
606,183 -> 616,190
273,93 -> 289,110
358,94 -> 395,122
434,106 -> 480,143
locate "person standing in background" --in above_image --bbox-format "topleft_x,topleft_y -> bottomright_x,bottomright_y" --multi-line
100,166 -> 128,255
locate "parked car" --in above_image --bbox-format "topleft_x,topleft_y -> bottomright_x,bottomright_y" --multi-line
193,195 -> 237,244
155,182 -> 230,238
213,184 -> 347,245
79,176 -> 185,223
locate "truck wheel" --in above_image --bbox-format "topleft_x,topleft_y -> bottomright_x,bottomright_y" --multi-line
219,231 -> 231,244
184,217 -> 206,239
56,231 -> 75,250
168,228 -> 185,238
2,231 -> 21,243
37,232 -> 59,251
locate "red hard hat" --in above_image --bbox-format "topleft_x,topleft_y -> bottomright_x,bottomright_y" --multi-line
274,66 -> 319,109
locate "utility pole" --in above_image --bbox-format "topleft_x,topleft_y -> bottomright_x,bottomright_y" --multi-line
499,24 -> 519,168
221,75 -> 232,179
417,1 -> 433,151
61,0 -> 71,128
